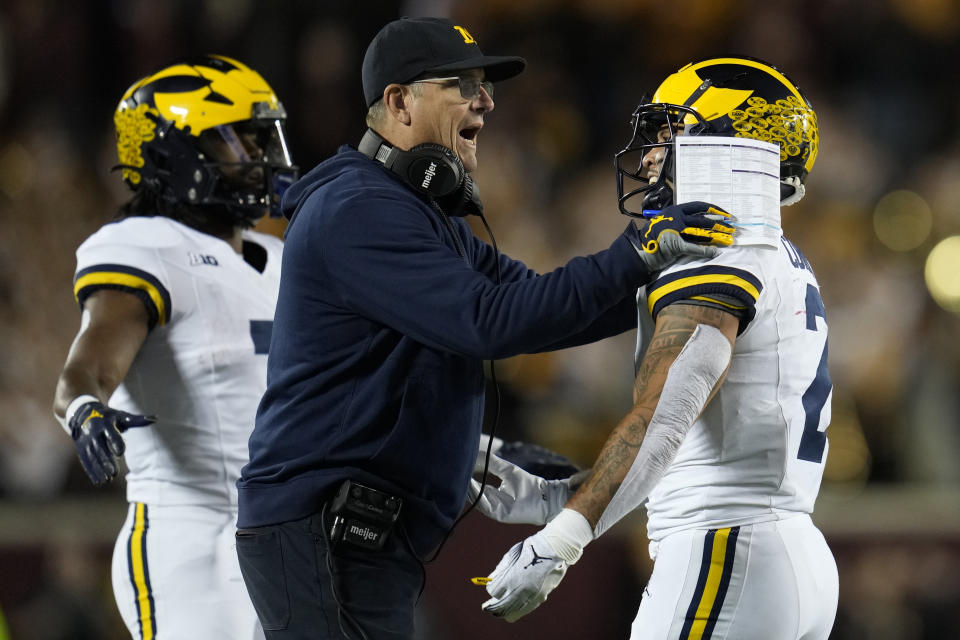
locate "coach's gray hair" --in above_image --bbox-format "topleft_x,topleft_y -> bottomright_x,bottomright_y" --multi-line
365,100 -> 386,128
365,82 -> 425,128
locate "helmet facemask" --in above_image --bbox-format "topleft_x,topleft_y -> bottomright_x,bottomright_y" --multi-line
191,106 -> 298,223
615,102 -> 712,218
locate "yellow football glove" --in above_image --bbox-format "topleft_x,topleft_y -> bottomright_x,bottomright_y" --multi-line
639,202 -> 735,253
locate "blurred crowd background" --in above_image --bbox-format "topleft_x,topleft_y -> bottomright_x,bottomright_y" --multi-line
1,0 -> 959,638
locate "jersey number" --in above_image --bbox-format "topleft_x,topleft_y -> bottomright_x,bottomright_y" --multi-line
249,320 -> 273,354
797,284 -> 831,463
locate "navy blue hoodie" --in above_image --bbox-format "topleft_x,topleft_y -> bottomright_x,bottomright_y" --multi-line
237,146 -> 650,555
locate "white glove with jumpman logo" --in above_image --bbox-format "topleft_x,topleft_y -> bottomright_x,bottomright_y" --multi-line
480,509 -> 594,622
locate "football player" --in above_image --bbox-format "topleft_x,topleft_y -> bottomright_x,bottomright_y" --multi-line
52,55 -> 296,640
479,57 -> 839,639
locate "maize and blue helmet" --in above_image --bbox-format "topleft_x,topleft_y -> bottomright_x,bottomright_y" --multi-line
616,57 -> 819,217
114,54 -> 297,225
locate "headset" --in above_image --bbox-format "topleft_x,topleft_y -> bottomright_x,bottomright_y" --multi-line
358,129 -> 482,217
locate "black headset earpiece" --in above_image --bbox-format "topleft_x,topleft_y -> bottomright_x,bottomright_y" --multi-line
358,129 -> 464,198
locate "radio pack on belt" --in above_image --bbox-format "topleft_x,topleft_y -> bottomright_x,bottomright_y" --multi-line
328,480 -> 403,552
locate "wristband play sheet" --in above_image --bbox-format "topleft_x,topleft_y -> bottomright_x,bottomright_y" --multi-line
674,136 -> 782,248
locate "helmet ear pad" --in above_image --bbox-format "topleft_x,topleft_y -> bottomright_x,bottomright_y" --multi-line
133,115 -> 218,207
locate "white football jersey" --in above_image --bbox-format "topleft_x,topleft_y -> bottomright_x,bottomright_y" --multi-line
74,216 -> 282,507
638,236 -> 831,541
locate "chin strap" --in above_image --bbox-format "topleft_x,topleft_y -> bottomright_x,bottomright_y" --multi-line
780,176 -> 806,206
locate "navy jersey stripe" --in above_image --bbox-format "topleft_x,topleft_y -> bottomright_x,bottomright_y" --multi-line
648,266 -> 762,333
125,509 -> 137,637
680,529 -> 716,639
702,526 -> 740,638
652,284 -> 758,332
141,506 -> 157,640
126,503 -> 157,639
250,320 -> 274,354
651,265 -> 762,292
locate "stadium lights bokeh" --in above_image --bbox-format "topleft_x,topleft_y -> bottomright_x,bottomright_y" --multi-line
925,235 -> 960,313
872,189 -> 933,252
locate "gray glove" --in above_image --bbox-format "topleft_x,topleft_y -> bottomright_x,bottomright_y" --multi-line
627,201 -> 735,273
468,453 -> 589,525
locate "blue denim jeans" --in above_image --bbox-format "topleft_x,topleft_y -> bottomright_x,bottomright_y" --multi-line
237,510 -> 424,639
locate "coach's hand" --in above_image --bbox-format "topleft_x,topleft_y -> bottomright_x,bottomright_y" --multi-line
494,440 -> 581,480
68,399 -> 154,486
468,454 -> 582,526
628,201 -> 735,273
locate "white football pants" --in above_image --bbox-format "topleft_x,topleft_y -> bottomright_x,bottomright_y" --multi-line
111,502 -> 264,640
631,514 -> 838,640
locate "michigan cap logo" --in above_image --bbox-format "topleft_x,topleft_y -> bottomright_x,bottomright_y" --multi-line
453,25 -> 476,44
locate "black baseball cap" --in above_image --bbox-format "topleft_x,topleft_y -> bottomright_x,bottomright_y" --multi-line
362,17 -> 526,107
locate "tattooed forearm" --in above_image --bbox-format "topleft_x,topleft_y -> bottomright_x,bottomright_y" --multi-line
633,316 -> 696,411
569,411 -> 649,524
570,303 -> 733,527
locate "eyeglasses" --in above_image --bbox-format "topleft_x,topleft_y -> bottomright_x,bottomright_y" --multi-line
411,76 -> 494,100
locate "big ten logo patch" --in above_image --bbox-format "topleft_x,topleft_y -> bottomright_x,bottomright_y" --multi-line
188,252 -> 219,266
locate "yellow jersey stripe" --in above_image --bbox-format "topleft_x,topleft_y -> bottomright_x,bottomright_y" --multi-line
687,528 -> 732,640
73,263 -> 171,328
75,272 -> 167,325
128,502 -> 156,639
648,274 -> 760,315
680,526 -> 741,639
689,295 -> 748,310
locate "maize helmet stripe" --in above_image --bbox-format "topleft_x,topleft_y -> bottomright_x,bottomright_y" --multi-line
117,55 -> 282,136
655,58 -> 807,107
651,57 -> 818,177
654,68 -> 753,121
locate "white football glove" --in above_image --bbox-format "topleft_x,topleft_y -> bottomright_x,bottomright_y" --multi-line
481,509 -> 593,622
468,453 -> 582,525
